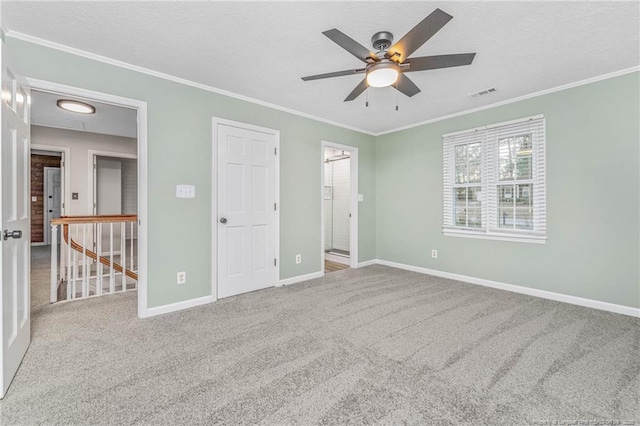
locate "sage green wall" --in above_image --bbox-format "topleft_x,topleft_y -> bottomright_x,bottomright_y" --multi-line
376,72 -> 640,308
8,38 -> 376,308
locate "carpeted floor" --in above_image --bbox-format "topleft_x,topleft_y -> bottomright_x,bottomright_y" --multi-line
0,246 -> 638,425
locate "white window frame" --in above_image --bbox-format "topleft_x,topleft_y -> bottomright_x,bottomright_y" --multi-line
442,114 -> 546,244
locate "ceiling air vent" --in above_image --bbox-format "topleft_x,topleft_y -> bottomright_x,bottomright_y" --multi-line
468,87 -> 497,98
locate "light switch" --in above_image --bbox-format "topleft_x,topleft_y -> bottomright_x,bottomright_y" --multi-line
176,185 -> 196,199
358,194 -> 364,202
31,196 -> 37,202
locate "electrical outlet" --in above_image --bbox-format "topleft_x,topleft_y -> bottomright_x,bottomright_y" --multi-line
295,254 -> 302,264
431,250 -> 438,259
177,271 -> 187,284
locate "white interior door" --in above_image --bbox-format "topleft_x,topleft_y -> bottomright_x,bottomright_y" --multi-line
44,167 -> 61,245
0,41 -> 31,398
217,123 -> 276,298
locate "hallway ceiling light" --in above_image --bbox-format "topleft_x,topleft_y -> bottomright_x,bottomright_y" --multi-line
56,99 -> 96,114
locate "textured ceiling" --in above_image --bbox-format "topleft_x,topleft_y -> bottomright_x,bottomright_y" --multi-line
31,90 -> 137,138
4,1 -> 639,134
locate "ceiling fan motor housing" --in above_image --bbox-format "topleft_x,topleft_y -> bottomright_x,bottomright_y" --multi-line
371,31 -> 394,52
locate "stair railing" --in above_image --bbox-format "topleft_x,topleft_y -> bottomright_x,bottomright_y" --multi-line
50,215 -> 138,303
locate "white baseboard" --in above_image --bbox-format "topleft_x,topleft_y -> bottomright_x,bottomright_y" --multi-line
325,253 -> 350,265
357,259 -> 377,268
280,271 -> 324,286
139,295 -> 214,318
31,242 -> 47,247
375,259 -> 639,318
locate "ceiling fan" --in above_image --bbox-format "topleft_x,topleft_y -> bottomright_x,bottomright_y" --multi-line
301,8 -> 476,102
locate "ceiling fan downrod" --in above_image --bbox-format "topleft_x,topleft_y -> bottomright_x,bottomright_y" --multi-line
371,31 -> 394,53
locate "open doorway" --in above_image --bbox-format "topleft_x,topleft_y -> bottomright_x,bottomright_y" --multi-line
321,141 -> 359,274
27,86 -> 143,307
30,149 -> 63,246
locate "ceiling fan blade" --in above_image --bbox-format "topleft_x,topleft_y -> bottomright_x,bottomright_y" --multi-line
323,29 -> 379,63
344,79 -> 369,102
301,68 -> 365,81
394,73 -> 421,97
405,53 -> 476,72
387,8 -> 453,63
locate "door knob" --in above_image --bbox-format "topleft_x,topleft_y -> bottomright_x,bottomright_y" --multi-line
3,230 -> 22,240
219,217 -> 227,224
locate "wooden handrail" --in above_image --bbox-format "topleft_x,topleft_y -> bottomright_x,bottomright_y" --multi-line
51,214 -> 137,225
61,223 -> 138,281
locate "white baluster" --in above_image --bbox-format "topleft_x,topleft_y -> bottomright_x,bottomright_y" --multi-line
130,221 -> 134,276
72,226 -> 78,299
121,222 -> 126,291
109,223 -> 114,294
66,225 -> 71,301
50,224 -> 58,303
96,223 -> 102,297
82,223 -> 87,298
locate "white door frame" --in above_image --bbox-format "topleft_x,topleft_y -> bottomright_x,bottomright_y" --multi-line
88,150 -> 137,215
25,78 -> 149,319
321,140 -> 359,272
211,117 -> 280,301
42,166 -> 61,245
31,144 -> 69,219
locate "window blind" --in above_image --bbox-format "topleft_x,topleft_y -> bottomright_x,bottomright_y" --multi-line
442,115 -> 546,243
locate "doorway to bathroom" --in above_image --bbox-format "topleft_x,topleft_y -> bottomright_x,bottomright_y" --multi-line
321,141 -> 358,274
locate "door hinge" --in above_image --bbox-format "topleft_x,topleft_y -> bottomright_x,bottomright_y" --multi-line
274,258 -> 277,266
274,147 -> 277,155
274,203 -> 277,211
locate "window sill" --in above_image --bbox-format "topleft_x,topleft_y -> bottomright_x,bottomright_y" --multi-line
443,229 -> 546,244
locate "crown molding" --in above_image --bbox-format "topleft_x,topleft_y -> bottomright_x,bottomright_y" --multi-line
375,65 -> 640,136
6,30 -> 376,137
6,30 -> 638,138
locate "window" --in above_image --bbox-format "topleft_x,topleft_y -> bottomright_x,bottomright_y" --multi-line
443,115 -> 546,243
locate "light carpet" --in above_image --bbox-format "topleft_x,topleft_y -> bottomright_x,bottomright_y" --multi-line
0,246 -> 638,425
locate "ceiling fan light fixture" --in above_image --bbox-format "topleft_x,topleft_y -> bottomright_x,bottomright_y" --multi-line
366,61 -> 400,88
57,99 -> 96,114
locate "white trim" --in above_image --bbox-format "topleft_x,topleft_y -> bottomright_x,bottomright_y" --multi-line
443,230 -> 546,244
357,259 -> 377,268
30,242 -> 47,247
376,67 -> 640,136
325,252 -> 350,265
24,78 -> 149,320
211,117 -> 280,299
279,271 -> 323,286
321,141 -> 359,272
30,144 -> 70,216
139,295 -> 214,319
87,149 -> 137,215
8,31 -> 373,136
375,259 -> 639,318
